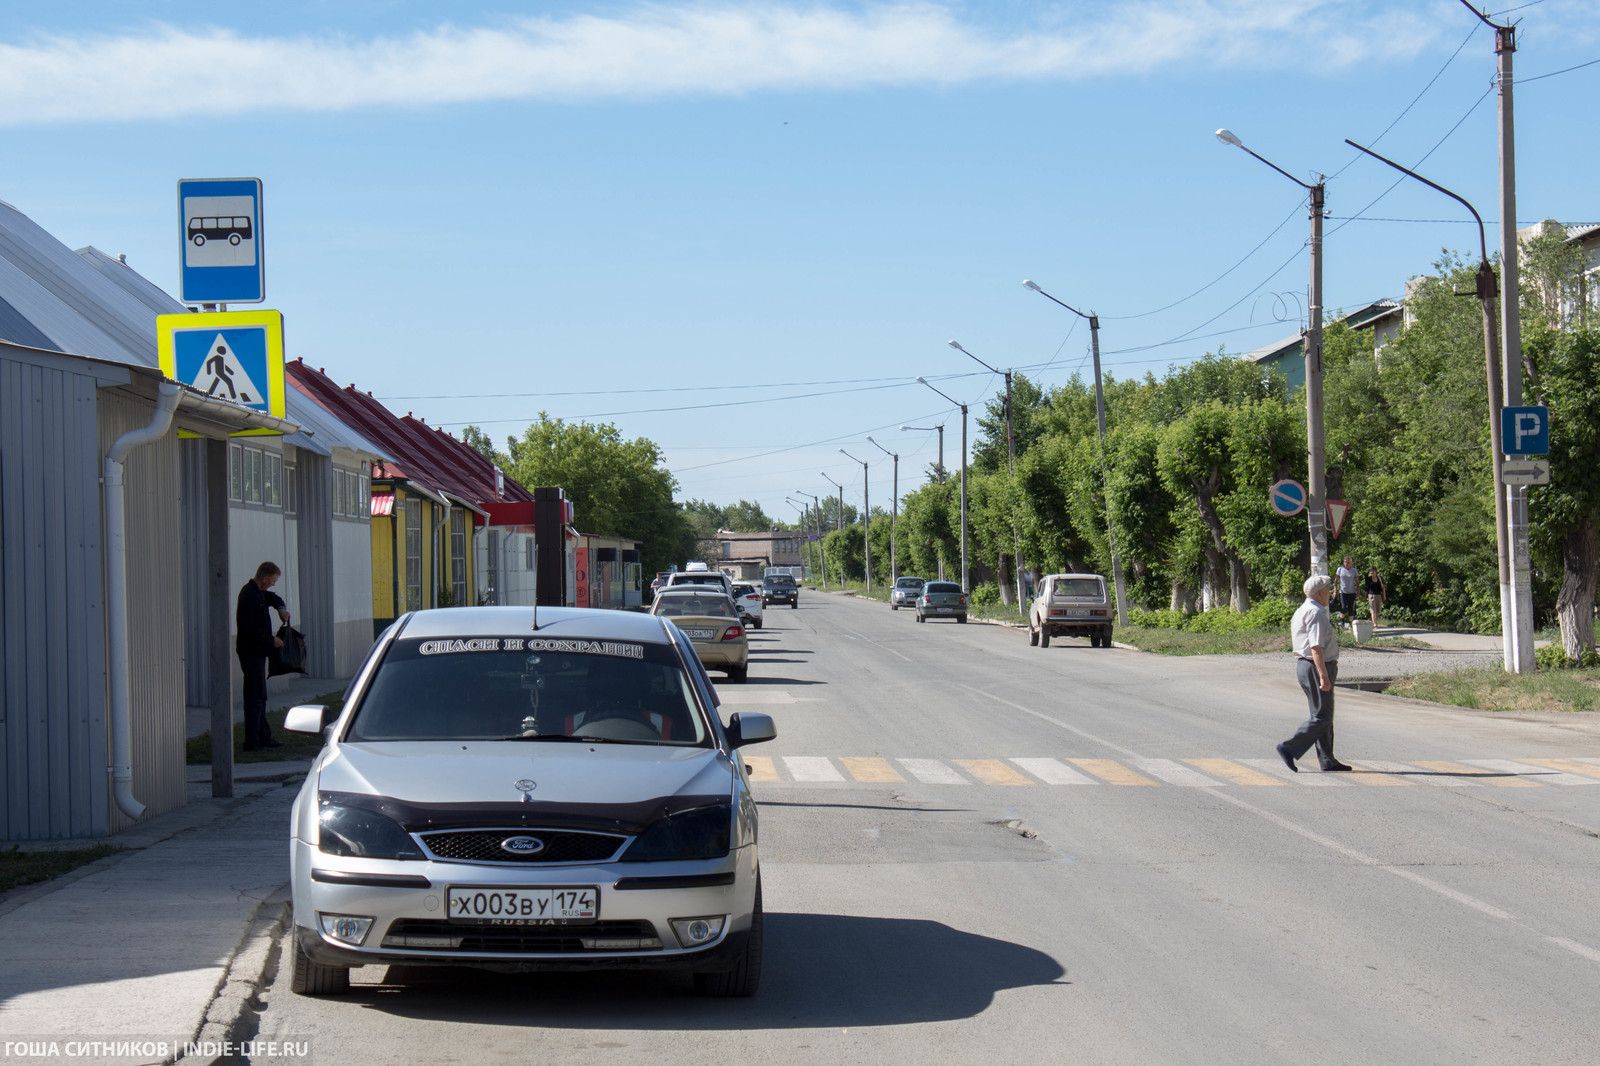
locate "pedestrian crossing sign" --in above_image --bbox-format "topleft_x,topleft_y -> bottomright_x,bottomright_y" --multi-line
157,310 -> 286,436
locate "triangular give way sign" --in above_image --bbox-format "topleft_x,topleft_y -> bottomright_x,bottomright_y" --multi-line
1326,499 -> 1351,539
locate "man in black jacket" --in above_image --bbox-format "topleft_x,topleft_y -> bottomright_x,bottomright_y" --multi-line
237,561 -> 291,750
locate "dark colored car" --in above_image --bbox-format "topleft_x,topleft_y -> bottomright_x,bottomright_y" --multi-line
915,581 -> 966,623
761,574 -> 798,609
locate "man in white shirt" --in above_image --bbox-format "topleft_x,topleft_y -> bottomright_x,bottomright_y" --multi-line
1335,556 -> 1360,629
1276,574 -> 1352,773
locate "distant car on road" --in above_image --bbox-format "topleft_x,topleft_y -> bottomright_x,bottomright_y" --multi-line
652,589 -> 750,682
915,581 -> 966,623
731,582 -> 764,629
1029,573 -> 1113,648
761,573 -> 798,609
890,576 -> 925,610
283,605 -> 774,1000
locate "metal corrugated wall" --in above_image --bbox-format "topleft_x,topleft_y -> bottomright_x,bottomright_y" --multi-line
296,454 -> 334,677
97,390 -> 186,834
1,355 -> 109,840
179,439 -> 210,705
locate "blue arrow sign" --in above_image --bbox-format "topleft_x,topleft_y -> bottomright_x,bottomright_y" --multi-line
178,177 -> 264,304
1269,479 -> 1306,517
1501,405 -> 1549,457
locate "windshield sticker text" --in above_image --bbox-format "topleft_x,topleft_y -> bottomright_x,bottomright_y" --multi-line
415,638 -> 644,659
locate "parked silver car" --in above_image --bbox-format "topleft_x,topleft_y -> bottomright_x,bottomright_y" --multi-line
890,576 -> 926,610
285,606 -> 775,998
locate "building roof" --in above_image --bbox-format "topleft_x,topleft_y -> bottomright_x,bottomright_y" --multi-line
286,359 -> 534,509
1245,334 -> 1303,365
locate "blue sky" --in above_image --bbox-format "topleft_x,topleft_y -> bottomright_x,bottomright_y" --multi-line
3,1 -> 1597,526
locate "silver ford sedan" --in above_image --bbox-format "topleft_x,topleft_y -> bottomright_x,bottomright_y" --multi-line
284,606 -> 775,997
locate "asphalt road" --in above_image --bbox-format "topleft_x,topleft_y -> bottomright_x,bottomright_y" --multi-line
253,592 -> 1600,1065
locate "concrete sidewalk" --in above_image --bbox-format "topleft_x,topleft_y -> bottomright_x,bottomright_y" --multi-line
185,675 -> 347,741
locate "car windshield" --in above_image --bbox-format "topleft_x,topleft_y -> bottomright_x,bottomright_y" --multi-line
764,575 -> 796,586
652,594 -> 736,618
924,582 -> 961,594
896,577 -> 924,588
1053,578 -> 1105,598
347,637 -> 711,746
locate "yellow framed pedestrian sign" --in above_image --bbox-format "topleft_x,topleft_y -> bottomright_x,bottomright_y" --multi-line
157,310 -> 286,436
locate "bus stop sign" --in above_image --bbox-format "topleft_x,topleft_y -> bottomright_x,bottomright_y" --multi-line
1501,405 -> 1549,457
178,178 -> 264,304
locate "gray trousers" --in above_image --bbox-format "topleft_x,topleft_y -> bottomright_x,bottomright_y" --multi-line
1283,658 -> 1338,767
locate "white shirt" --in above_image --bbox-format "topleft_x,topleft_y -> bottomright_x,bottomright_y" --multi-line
1336,565 -> 1359,594
1291,598 -> 1338,662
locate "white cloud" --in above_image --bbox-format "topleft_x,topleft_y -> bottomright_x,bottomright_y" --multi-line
0,2 -> 1451,125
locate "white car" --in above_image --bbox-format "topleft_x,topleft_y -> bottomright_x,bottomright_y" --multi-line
730,582 -> 764,629
284,606 -> 775,998
1029,573 -> 1114,647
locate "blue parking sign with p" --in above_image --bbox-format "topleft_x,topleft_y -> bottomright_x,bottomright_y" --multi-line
1501,406 -> 1549,457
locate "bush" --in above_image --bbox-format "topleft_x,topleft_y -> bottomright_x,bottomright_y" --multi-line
1535,645 -> 1600,670
1126,599 -> 1295,634
970,582 -> 1001,611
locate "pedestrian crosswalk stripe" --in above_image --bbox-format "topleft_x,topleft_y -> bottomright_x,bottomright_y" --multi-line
743,755 -> 779,783
1131,758 -> 1225,787
839,757 -> 904,783
898,758 -> 968,785
1466,759 -> 1597,785
1070,758 -> 1159,786
1513,758 -> 1600,781
1411,760 -> 1540,787
1192,758 -> 1291,787
1010,758 -> 1096,785
783,756 -> 844,782
954,759 -> 1032,786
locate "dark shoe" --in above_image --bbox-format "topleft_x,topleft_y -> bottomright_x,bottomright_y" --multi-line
262,738 -> 285,748
1321,761 -> 1353,772
1276,743 -> 1298,773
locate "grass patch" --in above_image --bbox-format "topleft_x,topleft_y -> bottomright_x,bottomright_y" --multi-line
1362,636 -> 1436,650
1,843 -> 120,892
1388,666 -> 1600,712
1115,624 -> 1290,656
186,689 -> 345,764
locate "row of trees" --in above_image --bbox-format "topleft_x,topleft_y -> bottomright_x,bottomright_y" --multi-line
809,234 -> 1600,658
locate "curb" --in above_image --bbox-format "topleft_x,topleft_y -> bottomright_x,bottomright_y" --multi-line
181,887 -> 291,1065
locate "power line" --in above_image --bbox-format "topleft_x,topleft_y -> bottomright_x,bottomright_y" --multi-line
1331,22 -> 1482,178
380,372 -> 920,402
1522,56 -> 1600,83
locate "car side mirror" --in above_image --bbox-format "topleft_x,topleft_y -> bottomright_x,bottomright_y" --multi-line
284,703 -> 336,735
726,711 -> 776,749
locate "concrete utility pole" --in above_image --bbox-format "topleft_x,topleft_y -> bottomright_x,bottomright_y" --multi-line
839,449 -> 871,591
1022,282 -> 1131,624
919,378 -> 969,594
867,437 -> 899,581
797,490 -> 827,587
901,424 -> 946,579
1211,133 -> 1330,577
1344,139 -> 1520,674
949,341 -> 1023,607
822,473 -> 844,535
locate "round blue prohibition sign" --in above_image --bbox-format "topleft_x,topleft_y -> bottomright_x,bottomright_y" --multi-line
1269,479 -> 1306,517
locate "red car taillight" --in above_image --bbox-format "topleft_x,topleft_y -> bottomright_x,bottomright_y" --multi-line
722,625 -> 743,641
959,597 -> 967,605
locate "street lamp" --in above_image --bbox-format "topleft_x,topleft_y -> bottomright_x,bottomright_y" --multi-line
917,376 -> 968,593
1022,280 -> 1130,625
795,490 -> 827,587
821,473 -> 844,533
1214,127 -> 1329,578
839,449 -> 870,591
949,340 -> 1024,609
866,436 -> 898,581
1344,137 -> 1524,673
900,424 -> 945,484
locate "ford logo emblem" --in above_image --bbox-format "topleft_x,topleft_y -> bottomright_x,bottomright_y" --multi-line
500,836 -> 545,855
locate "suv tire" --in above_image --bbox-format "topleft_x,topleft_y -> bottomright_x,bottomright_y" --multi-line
1040,628 -> 1050,648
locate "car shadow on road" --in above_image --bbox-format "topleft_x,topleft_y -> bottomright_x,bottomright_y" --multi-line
741,674 -> 824,686
353,913 -> 1065,1028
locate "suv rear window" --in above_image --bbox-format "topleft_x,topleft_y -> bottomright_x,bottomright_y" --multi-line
1053,578 -> 1105,597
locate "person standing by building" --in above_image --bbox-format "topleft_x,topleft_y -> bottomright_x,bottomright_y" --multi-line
1276,574 -> 1352,773
236,561 -> 291,751
1363,565 -> 1386,628
1335,556 -> 1360,630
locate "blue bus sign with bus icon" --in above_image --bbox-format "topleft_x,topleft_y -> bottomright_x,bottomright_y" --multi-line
178,178 -> 263,304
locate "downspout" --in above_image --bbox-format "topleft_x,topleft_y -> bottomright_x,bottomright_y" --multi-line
105,382 -> 182,820
434,498 -> 451,606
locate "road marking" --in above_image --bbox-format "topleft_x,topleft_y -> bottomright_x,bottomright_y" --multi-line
1237,758 -> 1348,785
1409,760 -> 1540,787
954,759 -> 1032,786
1190,758 -> 1289,787
1070,758 -> 1159,786
839,757 -> 905,783
1514,758 -> 1600,781
1009,758 -> 1096,785
897,759 -> 969,784
1360,759 -> 1475,786
743,755 -> 780,783
783,756 -> 844,782
1464,759 -> 1596,785
1131,758 -> 1223,787
1342,761 -> 1416,785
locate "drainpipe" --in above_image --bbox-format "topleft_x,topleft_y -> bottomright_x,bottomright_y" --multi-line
105,382 -> 182,821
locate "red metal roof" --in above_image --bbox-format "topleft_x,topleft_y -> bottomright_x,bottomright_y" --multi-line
286,360 -> 534,507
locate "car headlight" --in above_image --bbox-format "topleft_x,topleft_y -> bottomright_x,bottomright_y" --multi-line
621,803 -> 731,862
317,795 -> 424,860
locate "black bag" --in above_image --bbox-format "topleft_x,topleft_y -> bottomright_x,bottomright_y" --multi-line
270,625 -> 308,676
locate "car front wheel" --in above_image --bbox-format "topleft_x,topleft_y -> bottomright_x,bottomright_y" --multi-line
290,934 -> 350,996
695,878 -> 762,997
1029,626 -> 1039,646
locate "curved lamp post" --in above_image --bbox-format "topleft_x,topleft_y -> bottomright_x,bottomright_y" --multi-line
795,489 -> 827,587
866,436 -> 898,581
838,449 -> 870,591
917,377 -> 968,593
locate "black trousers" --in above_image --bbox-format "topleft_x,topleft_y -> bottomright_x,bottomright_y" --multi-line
240,654 -> 272,748
1283,658 -> 1338,767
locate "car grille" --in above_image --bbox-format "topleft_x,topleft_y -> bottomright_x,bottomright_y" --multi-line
417,829 -> 629,865
383,918 -> 662,953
